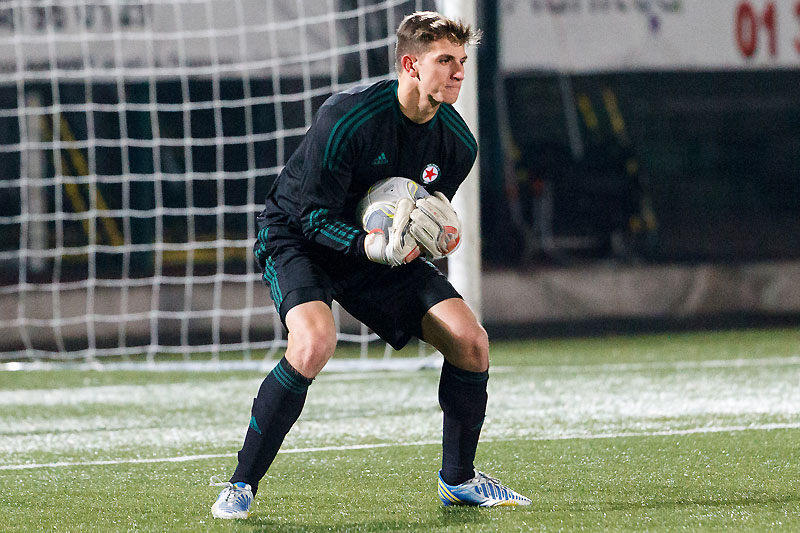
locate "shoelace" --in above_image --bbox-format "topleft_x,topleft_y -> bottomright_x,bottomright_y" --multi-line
474,471 -> 501,486
209,476 -> 239,502
208,476 -> 252,502
475,471 -> 521,500
209,475 -> 230,489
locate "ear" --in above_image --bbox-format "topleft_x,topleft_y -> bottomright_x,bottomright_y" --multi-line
401,54 -> 418,78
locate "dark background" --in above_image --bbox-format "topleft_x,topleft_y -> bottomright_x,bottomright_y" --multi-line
2,1 -> 799,282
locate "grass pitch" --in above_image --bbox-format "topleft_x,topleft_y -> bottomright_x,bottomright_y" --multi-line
2,328 -> 800,531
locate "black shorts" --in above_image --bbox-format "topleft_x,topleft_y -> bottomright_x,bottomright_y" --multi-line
253,221 -> 462,350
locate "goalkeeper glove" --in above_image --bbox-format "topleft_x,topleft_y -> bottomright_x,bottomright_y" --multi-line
363,197 -> 420,266
408,192 -> 462,260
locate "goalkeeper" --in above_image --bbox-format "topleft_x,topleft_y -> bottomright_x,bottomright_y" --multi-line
211,11 -> 530,519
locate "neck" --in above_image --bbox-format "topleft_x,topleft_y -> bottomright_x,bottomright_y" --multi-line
396,78 -> 439,124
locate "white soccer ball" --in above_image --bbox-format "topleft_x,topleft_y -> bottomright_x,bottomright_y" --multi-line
356,177 -> 430,234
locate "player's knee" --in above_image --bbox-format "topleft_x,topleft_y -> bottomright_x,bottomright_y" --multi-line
287,326 -> 337,378
446,323 -> 489,372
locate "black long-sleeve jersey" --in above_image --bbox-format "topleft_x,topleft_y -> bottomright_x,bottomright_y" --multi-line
259,79 -> 477,256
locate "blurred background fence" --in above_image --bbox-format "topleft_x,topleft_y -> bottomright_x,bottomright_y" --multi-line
475,0 -> 800,334
1,0 -> 798,361
482,0 -> 800,267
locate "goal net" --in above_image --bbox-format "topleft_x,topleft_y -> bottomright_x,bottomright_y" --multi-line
0,0 -> 478,370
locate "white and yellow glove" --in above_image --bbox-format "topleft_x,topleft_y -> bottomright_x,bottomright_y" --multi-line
408,192 -> 462,260
363,198 -> 420,266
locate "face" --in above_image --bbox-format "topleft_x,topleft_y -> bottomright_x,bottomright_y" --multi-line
410,39 -> 467,105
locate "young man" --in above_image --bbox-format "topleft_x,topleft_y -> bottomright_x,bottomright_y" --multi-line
211,11 -> 530,519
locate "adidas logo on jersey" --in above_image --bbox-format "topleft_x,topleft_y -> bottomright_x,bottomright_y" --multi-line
371,152 -> 389,165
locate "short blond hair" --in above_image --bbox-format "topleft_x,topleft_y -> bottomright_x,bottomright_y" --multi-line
395,11 -> 481,73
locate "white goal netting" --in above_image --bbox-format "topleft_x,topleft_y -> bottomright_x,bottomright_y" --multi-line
0,0 -> 457,369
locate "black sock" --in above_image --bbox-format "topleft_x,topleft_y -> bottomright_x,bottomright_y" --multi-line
230,356 -> 313,494
438,359 -> 489,486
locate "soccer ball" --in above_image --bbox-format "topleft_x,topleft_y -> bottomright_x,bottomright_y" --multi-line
356,177 -> 430,235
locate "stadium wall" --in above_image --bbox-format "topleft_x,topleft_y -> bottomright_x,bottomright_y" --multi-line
3,260 -> 800,353
482,1 -> 800,266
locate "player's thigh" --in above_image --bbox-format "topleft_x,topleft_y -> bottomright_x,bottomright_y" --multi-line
422,298 -> 489,372
335,259 -> 461,351
254,224 -> 335,325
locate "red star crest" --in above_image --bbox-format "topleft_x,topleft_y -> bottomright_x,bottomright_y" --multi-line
421,163 -> 440,184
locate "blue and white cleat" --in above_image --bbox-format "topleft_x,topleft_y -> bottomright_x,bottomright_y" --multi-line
438,470 -> 531,507
210,476 -> 253,519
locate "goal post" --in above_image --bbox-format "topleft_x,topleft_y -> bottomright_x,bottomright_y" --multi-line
0,0 -> 479,369
440,0 -> 481,321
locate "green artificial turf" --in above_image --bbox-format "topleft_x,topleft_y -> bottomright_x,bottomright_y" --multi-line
1,328 -> 799,531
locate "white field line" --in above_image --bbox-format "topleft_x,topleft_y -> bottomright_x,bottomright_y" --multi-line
3,421 -> 800,471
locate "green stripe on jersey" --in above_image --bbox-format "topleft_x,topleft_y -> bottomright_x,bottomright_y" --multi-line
254,227 -> 269,262
323,87 -> 394,173
440,105 -> 477,158
308,209 -> 360,247
329,101 -> 394,171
